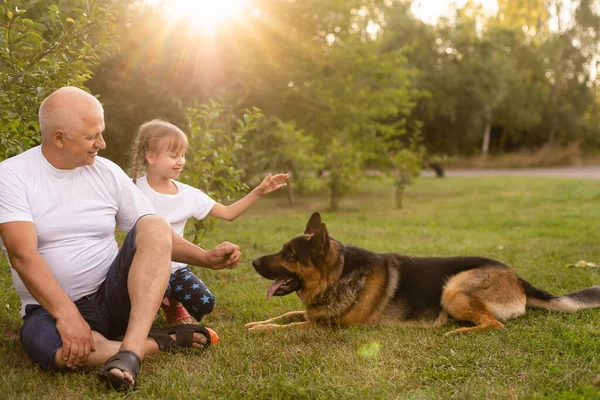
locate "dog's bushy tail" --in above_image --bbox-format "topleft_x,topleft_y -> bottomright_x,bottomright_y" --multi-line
519,278 -> 600,312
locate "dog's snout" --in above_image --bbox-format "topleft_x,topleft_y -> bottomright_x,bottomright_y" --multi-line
252,259 -> 261,269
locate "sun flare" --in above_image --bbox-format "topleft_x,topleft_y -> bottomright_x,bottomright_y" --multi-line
164,0 -> 249,33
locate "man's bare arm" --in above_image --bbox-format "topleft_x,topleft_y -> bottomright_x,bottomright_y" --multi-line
0,221 -> 95,368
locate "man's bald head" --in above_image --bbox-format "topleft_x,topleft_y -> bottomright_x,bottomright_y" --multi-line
39,86 -> 104,141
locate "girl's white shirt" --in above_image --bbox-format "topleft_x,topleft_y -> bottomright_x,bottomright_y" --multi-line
135,175 -> 215,273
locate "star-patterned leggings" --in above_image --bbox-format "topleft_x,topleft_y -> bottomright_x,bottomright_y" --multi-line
166,266 -> 216,321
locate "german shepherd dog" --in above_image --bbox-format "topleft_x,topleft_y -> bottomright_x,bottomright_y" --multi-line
246,212 -> 600,335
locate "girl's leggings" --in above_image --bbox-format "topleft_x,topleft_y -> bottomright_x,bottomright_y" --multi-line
166,266 -> 216,321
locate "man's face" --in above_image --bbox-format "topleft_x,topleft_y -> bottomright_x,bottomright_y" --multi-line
61,109 -> 106,168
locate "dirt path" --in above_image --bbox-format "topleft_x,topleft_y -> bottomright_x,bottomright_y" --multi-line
422,165 -> 600,180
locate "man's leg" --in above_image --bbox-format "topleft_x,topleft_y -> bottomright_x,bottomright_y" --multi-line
55,331 -> 206,369
54,332 -> 162,369
20,216 -> 205,378
94,215 -> 209,385
119,215 -> 172,355
20,303 -> 163,371
95,215 -> 172,385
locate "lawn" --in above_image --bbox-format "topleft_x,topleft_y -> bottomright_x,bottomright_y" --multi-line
1,175 -> 599,399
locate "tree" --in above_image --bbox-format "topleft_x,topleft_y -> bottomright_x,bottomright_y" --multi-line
495,0 -> 600,148
389,128 -> 425,208
87,0 -> 423,209
0,0 -> 119,160
239,118 -> 324,205
86,4 -> 190,167
248,1 -> 421,209
182,101 -> 263,245
383,0 -> 600,156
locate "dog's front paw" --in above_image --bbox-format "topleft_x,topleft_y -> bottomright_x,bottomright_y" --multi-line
247,323 -> 279,332
245,321 -> 266,329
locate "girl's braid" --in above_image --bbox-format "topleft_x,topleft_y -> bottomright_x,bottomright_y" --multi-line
129,132 -> 145,184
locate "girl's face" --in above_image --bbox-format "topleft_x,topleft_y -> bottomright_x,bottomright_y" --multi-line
146,145 -> 187,180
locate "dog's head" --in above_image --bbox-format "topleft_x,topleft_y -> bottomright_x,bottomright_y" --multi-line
252,211 -> 342,301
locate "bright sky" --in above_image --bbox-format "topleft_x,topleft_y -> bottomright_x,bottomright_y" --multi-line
410,0 -> 498,24
143,0 -> 251,34
410,0 -> 577,32
150,0 -> 499,31
147,0 -> 577,36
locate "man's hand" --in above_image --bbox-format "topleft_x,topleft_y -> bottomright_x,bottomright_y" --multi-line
0,221 -> 96,369
207,242 -> 242,270
256,173 -> 289,196
55,311 -> 96,369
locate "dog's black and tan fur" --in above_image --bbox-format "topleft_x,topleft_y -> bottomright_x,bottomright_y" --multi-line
246,212 -> 600,335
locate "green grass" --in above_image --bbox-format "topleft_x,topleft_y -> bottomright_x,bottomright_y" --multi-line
1,176 -> 600,399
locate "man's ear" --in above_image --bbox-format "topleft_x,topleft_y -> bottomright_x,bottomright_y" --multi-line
310,222 -> 330,258
305,211 -> 322,235
53,130 -> 66,148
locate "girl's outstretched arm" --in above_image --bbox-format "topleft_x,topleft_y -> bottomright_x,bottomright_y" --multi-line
208,173 -> 288,221
171,233 -> 241,270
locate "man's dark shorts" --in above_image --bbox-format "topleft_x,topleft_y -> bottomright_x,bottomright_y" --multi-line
20,223 -> 141,371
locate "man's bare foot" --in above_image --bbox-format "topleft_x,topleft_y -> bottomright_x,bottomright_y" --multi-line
106,331 -> 208,387
107,369 -> 135,386
97,350 -> 140,390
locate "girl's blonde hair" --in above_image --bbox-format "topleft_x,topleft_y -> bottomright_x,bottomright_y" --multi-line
129,119 -> 189,183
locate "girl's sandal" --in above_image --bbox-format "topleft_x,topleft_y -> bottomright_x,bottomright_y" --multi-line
161,297 -> 194,325
148,324 -> 219,352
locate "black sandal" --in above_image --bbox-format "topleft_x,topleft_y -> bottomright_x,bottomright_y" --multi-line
148,324 -> 214,352
97,350 -> 140,390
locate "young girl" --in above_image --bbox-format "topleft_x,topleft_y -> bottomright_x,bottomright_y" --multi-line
129,119 -> 288,325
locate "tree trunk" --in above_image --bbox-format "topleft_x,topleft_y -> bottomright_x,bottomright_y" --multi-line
329,189 -> 339,211
549,76 -> 561,144
395,185 -> 405,209
286,182 -> 295,205
329,177 -> 340,211
481,122 -> 491,158
481,106 -> 492,158
549,3 -> 564,145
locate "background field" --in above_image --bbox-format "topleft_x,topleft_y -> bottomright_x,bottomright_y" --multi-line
1,175 -> 600,399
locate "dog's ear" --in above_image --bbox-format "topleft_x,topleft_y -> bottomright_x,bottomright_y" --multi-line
305,211 -> 322,235
310,222 -> 330,259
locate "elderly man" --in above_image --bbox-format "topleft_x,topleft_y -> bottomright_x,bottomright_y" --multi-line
0,87 -> 241,389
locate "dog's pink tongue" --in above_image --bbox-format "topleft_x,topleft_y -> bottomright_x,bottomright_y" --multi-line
266,279 -> 286,301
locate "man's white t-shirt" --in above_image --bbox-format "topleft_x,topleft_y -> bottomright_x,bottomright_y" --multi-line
135,176 -> 215,274
0,146 -> 155,316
